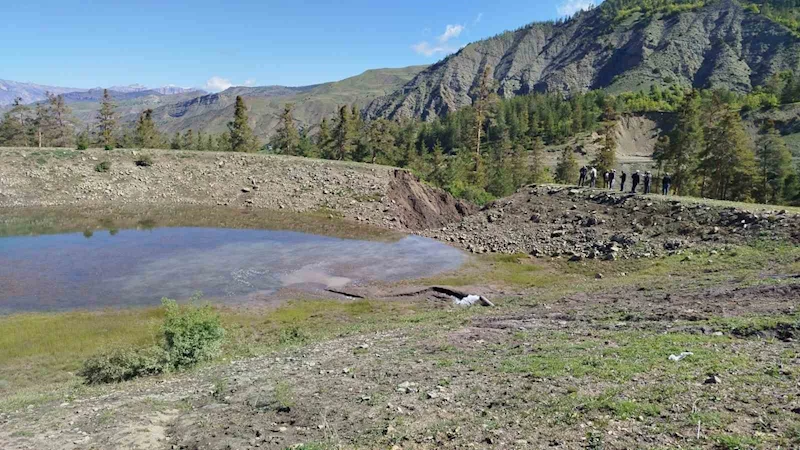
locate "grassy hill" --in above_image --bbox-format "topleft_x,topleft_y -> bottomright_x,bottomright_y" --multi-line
141,66 -> 427,139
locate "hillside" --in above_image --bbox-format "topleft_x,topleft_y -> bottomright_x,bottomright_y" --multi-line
141,66 -> 427,139
366,0 -> 800,121
61,88 -> 208,124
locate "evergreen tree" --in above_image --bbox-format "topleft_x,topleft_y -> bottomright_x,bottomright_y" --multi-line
486,132 -> 515,197
96,89 -> 117,150
228,96 -> 258,152
33,102 -> 48,148
697,107 -> 757,201
366,119 -> 396,164
427,140 -> 448,187
317,118 -> 333,159
0,98 -> 32,147
170,132 -> 183,150
756,122 -> 795,203
656,90 -> 703,195
135,109 -> 161,148
591,124 -> 617,174
529,136 -> 547,183
274,103 -> 300,155
76,125 -> 90,150
183,129 -> 195,150
332,105 -> 355,160
555,147 -> 579,184
471,66 -> 495,173
45,93 -> 75,147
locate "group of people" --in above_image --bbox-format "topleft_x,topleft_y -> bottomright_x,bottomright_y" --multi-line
578,166 -> 672,195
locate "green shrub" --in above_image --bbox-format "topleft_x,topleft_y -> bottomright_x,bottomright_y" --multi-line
79,346 -> 167,384
94,161 -> 112,173
161,298 -> 225,369
279,326 -> 309,345
104,145 -> 114,151
134,155 -> 154,167
80,297 -> 225,384
76,136 -> 88,150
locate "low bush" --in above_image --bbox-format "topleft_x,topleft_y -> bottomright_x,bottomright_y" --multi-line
134,155 -> 154,167
80,297 -> 225,384
94,161 -> 112,173
79,346 -> 167,384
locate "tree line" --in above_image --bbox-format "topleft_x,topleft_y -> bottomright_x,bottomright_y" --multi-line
0,90 -> 260,153
1,76 -> 798,206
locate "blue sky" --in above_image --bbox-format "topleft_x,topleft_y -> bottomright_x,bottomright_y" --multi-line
1,0 -> 596,91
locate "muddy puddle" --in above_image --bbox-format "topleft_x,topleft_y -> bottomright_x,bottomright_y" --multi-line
0,207 -> 465,312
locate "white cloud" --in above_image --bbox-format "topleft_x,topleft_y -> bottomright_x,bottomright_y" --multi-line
557,0 -> 596,16
204,76 -> 233,92
474,13 -> 483,24
204,76 -> 258,92
438,24 -> 464,43
412,41 -> 459,57
413,23 -> 467,57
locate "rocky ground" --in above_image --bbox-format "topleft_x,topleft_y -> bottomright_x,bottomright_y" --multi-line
2,148 -> 800,449
1,276 -> 799,450
424,185 -> 800,260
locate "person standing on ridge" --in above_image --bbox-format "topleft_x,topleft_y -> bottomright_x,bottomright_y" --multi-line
609,170 -> 616,190
662,173 -> 672,195
644,171 -> 652,194
620,171 -> 627,192
603,171 -> 609,189
579,166 -> 587,187
590,167 -> 598,188
631,170 -> 640,193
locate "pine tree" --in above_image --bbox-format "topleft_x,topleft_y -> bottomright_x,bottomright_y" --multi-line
697,107 -> 757,201
33,102 -> 48,148
332,105 -> 355,160
317,118 -> 333,159
171,132 -> 182,150
274,103 -> 300,155
45,93 -> 75,147
96,89 -> 117,149
183,129 -> 195,150
486,131 -> 515,197
471,66 -> 495,173
591,124 -> 617,174
135,109 -> 161,149
0,98 -> 32,147
228,96 -> 258,152
366,119 -> 396,164
76,125 -> 90,150
529,136 -> 547,183
427,140 -> 448,187
656,90 -> 703,195
756,122 -> 794,204
555,147 -> 579,185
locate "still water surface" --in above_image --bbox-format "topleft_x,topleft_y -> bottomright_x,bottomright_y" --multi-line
0,227 -> 465,312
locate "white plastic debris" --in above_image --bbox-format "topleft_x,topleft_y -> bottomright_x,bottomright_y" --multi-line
668,351 -> 693,361
454,294 -> 482,306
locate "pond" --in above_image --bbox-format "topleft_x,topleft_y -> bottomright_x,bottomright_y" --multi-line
0,208 -> 466,312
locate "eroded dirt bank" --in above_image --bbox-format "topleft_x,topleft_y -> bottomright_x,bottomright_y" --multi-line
0,148 -> 471,232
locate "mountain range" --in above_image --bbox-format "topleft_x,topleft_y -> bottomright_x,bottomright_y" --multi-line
367,0 -> 800,120
3,0 -> 800,139
0,80 -> 199,107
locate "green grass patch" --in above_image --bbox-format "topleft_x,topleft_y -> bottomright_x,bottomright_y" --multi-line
500,330 -> 746,382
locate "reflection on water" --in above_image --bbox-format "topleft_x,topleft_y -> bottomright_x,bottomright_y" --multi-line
0,227 -> 465,312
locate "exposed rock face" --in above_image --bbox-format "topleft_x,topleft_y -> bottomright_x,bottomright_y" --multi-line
366,0 -> 800,121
